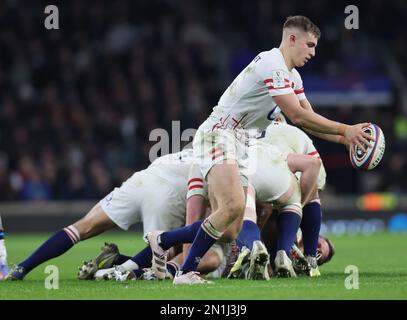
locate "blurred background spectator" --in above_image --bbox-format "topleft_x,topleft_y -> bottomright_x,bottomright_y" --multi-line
0,0 -> 406,201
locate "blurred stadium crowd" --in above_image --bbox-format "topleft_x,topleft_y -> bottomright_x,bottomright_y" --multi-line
0,0 -> 406,201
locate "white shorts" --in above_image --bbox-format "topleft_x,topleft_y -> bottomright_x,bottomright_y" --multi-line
100,171 -> 186,235
193,122 -> 249,187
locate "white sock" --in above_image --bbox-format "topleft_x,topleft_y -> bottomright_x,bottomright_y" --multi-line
121,259 -> 139,271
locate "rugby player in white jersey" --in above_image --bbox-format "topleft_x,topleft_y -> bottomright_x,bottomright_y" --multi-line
141,137 -> 321,282
6,149 -> 199,280
89,135 -> 325,281
262,118 -> 328,275
172,15 -> 373,284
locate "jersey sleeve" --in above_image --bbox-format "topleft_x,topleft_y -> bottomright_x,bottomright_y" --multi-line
292,69 -> 306,101
186,164 -> 208,199
303,137 -> 320,158
254,54 -> 294,97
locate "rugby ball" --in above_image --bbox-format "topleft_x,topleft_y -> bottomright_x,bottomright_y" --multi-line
350,124 -> 385,170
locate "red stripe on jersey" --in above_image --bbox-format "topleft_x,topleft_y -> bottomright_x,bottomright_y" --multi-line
188,178 -> 204,185
307,151 -> 319,156
267,85 -> 291,90
263,78 -> 290,84
189,185 -> 204,191
212,152 -> 225,161
294,88 -> 304,94
210,147 -> 222,154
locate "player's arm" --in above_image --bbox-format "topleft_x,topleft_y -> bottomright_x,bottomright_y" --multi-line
183,164 -> 209,259
299,99 -> 351,149
186,195 -> 207,225
273,93 -> 372,151
287,153 -> 320,205
185,163 -> 208,225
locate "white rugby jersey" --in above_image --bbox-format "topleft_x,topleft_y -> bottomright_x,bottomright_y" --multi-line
262,122 -> 319,158
261,122 -> 326,190
247,141 -> 293,203
209,48 -> 306,131
186,163 -> 208,199
148,149 -> 195,191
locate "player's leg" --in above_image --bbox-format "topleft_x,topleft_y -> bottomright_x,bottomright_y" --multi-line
228,185 -> 269,280
300,191 -> 322,277
142,181 -> 204,280
101,244 -> 223,282
78,173 -> 155,280
0,215 -> 8,279
172,128 -> 247,284
7,203 -> 117,280
146,219 -> 204,279
166,249 -> 222,278
174,161 -> 246,284
274,177 -> 303,277
300,162 -> 326,276
234,185 -> 260,251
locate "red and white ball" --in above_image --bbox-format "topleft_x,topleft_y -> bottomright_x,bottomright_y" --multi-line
350,124 -> 385,170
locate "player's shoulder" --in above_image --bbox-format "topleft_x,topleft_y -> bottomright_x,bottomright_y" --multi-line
150,149 -> 194,167
257,48 -> 287,69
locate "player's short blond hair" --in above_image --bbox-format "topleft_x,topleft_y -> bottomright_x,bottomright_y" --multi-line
283,16 -> 321,39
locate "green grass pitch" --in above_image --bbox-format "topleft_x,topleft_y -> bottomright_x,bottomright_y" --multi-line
1,232 -> 407,300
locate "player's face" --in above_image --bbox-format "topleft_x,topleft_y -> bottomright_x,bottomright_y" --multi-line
317,236 -> 331,265
292,32 -> 318,67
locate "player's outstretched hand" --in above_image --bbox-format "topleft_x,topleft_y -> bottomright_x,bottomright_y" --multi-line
345,123 -> 374,152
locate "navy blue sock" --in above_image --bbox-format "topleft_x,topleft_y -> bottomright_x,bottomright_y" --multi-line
236,220 -> 261,250
166,261 -> 179,277
131,246 -> 152,269
114,254 -> 133,265
301,202 -> 322,256
133,269 -> 144,277
181,223 -> 219,272
277,211 -> 301,256
19,228 -> 79,274
158,219 -> 203,250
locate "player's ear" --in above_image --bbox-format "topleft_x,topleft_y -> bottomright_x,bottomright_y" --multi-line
289,34 -> 296,46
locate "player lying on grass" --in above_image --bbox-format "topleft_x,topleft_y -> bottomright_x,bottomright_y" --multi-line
0,215 -> 8,280
7,149 -> 202,280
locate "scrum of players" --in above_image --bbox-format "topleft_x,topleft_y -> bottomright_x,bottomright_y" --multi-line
5,15 -> 372,284
6,120 -> 334,282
